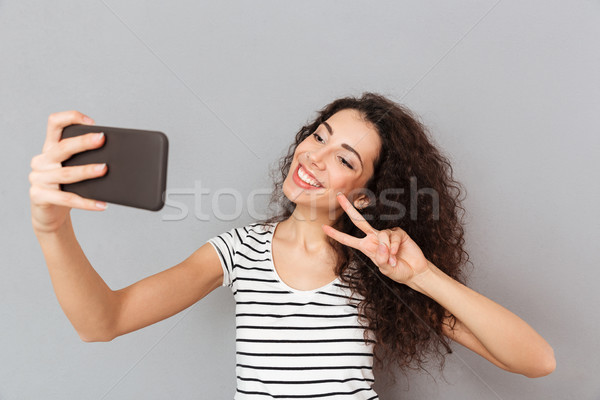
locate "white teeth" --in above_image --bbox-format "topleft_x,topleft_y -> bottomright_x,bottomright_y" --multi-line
298,166 -> 321,187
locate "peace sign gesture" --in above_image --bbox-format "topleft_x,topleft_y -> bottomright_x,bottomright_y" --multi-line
322,192 -> 432,285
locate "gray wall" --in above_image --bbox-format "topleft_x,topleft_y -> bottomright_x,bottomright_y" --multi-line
1,1 -> 598,399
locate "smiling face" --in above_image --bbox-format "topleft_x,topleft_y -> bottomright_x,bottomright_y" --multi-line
282,108 -> 382,218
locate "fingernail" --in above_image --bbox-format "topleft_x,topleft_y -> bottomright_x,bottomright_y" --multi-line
83,116 -> 94,124
94,163 -> 106,172
336,192 -> 343,197
378,243 -> 386,254
389,257 -> 396,266
96,201 -> 107,209
95,132 -> 104,141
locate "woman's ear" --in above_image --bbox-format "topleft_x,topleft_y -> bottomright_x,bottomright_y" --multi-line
353,195 -> 370,210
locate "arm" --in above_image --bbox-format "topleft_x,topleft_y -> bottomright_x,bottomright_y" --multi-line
110,238 -> 223,341
440,311 -> 512,372
408,261 -> 556,378
323,193 -> 555,378
30,110 -> 225,342
34,214 -> 115,341
34,214 -> 224,342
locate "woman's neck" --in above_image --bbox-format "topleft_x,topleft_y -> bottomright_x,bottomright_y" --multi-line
278,207 -> 338,254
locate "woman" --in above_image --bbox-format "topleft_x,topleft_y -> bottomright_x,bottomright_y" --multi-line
29,93 -> 555,399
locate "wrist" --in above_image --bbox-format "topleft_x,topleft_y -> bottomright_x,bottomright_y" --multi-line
406,261 -> 440,293
32,216 -> 72,239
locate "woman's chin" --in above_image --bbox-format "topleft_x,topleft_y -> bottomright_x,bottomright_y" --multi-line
284,186 -> 327,201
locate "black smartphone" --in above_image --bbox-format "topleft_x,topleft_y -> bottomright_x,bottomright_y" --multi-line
60,124 -> 169,211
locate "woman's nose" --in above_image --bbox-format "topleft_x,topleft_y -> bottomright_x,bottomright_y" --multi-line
306,149 -> 326,168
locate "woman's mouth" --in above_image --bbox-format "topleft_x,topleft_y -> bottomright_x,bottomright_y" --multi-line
292,164 -> 324,189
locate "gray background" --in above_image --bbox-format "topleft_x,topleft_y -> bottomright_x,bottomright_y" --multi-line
1,0 -> 598,399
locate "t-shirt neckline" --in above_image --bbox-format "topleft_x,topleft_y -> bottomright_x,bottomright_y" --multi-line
269,221 -> 340,295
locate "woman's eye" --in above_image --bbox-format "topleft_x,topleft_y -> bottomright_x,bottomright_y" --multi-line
339,157 -> 354,170
311,133 -> 352,169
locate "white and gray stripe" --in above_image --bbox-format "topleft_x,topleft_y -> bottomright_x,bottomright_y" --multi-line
208,222 -> 378,399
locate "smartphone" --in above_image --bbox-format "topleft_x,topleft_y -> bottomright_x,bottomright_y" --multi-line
60,124 -> 169,211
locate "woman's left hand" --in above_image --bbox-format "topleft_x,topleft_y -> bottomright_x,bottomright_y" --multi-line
322,192 -> 432,285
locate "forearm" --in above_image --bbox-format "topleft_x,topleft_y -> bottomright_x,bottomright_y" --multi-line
407,261 -> 555,376
33,213 -> 116,341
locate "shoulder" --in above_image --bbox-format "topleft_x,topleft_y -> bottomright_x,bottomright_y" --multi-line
229,221 -> 275,235
245,221 -> 276,235
240,221 -> 276,244
209,221 -> 275,248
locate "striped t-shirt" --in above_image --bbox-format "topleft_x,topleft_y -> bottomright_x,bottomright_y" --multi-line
207,221 -> 379,399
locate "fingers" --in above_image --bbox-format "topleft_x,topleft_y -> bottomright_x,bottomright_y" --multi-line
389,229 -> 403,256
336,192 -> 376,235
376,228 -> 408,268
44,111 -> 95,153
29,163 -> 107,187
29,185 -> 107,211
29,112 -> 108,226
376,230 -> 394,267
322,224 -> 362,250
33,131 -> 105,170
388,228 -> 410,267
376,231 -> 391,248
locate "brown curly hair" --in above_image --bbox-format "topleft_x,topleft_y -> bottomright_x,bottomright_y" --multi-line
257,92 -> 473,382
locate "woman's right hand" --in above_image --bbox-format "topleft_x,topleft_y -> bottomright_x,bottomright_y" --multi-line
29,110 -> 109,234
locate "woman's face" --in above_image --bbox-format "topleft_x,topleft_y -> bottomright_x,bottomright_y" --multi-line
283,108 -> 382,216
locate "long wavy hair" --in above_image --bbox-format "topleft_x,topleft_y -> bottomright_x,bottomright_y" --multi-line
257,92 -> 473,381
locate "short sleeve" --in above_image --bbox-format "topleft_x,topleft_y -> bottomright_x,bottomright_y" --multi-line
206,226 -> 240,288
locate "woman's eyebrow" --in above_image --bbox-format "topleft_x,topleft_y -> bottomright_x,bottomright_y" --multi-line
322,121 -> 364,169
